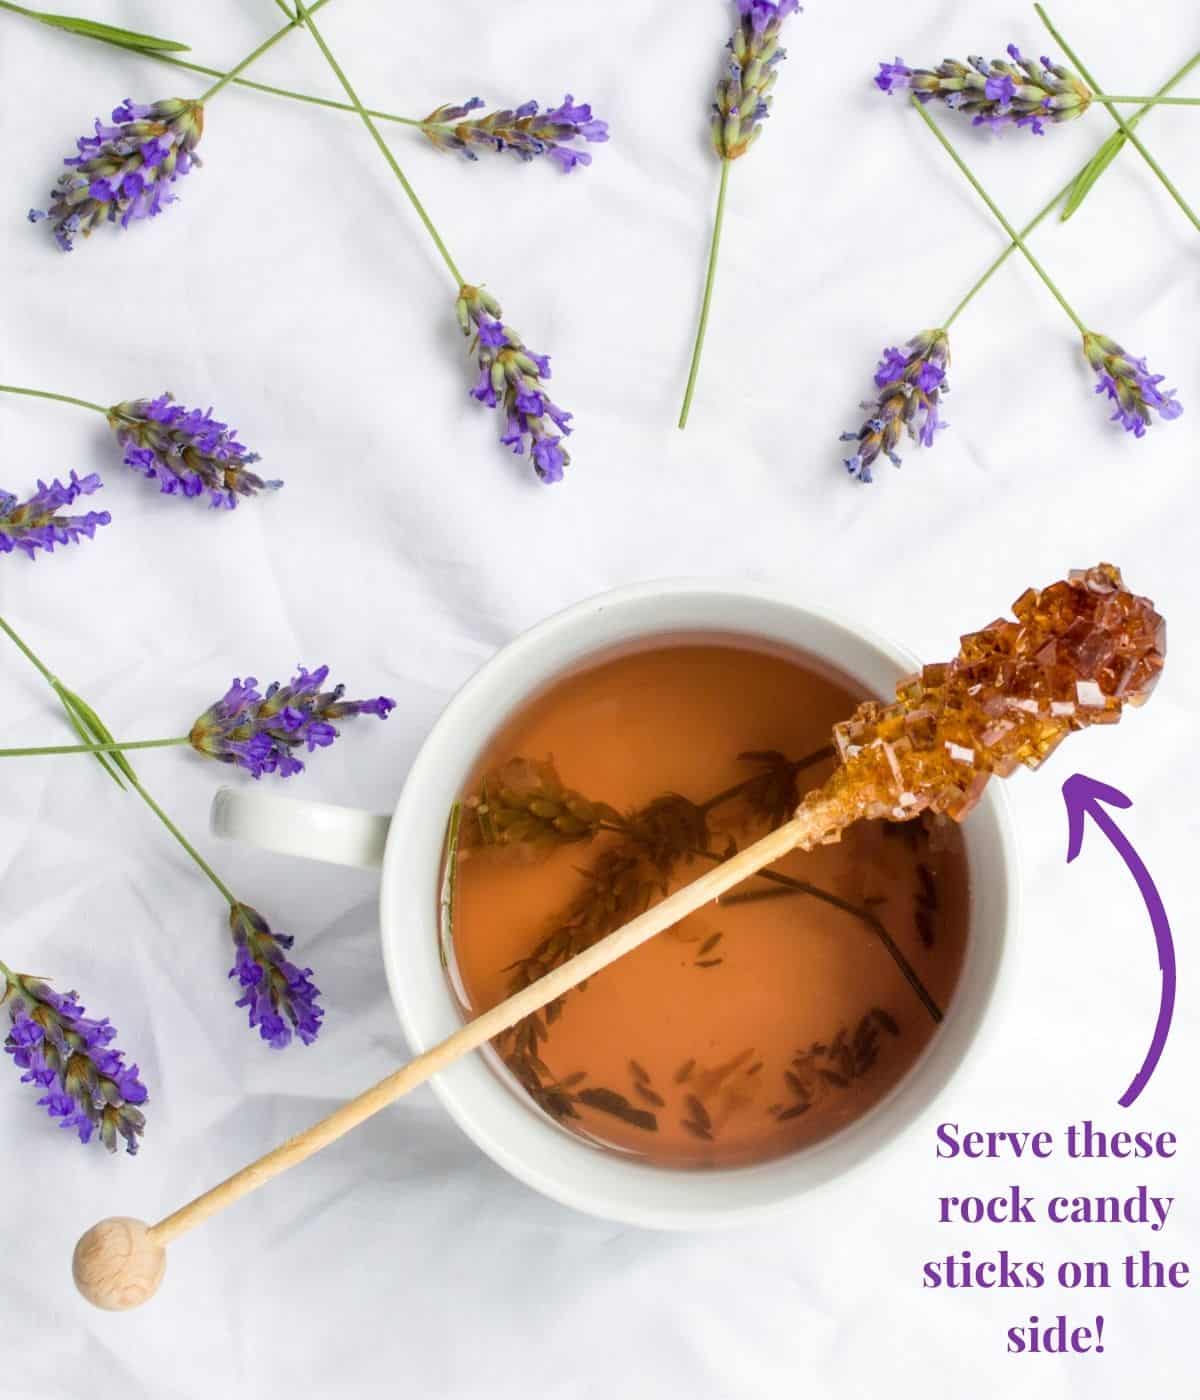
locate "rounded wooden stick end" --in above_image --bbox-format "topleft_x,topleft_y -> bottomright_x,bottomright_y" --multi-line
73,1217 -> 165,1311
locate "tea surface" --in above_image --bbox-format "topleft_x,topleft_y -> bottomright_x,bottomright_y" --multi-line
445,638 -> 969,1168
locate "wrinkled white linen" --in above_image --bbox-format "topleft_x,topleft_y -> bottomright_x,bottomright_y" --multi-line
0,1 -> 1196,1395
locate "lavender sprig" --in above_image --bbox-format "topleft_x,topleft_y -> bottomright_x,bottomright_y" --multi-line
190,666 -> 396,778
421,95 -> 608,171
1083,333 -> 1183,437
0,384 -> 281,511
29,98 -> 204,251
229,904 -> 323,1049
840,331 -> 949,483
0,663 -> 396,775
0,617 -> 324,1049
107,394 -> 282,509
24,1 -> 348,252
876,45 -> 1091,135
2,963 -> 147,1153
679,0 -> 801,429
457,286 -> 572,483
0,471 -> 111,558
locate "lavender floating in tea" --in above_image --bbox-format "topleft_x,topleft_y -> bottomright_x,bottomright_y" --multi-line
448,641 -> 967,1166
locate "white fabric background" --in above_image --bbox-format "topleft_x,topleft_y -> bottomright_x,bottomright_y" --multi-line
1,1 -> 1196,1395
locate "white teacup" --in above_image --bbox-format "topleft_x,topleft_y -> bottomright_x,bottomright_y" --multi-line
211,582 -> 1018,1229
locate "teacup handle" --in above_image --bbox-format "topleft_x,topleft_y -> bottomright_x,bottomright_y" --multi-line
210,786 -> 391,870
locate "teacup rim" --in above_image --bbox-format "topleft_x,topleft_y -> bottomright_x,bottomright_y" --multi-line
378,578 -> 1019,1229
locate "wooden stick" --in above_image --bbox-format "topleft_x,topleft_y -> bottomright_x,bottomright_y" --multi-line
74,804 -> 833,1310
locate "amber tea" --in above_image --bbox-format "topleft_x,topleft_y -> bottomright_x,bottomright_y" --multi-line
441,636 -> 969,1169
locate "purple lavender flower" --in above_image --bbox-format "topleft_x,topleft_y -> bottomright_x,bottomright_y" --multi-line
0,471 -> 110,559
1083,332 -> 1183,437
228,904 -> 322,1049
420,95 -> 609,172
457,285 -> 572,483
30,98 -> 204,251
840,329 -> 950,483
190,665 -> 396,779
2,967 -> 147,1153
875,45 -> 1092,135
713,0 -> 801,158
107,394 -> 282,508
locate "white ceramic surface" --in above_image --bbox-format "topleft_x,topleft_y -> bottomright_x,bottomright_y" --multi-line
212,580 -> 1018,1229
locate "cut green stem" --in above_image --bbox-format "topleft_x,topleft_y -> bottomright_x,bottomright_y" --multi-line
678,158 -> 731,430
1036,5 -> 1200,235
911,97 -> 1087,334
0,383 -> 107,415
296,0 -> 466,287
0,616 -> 236,907
0,737 -> 189,757
196,0 -> 334,105
124,772 -> 238,905
1090,94 -> 1200,105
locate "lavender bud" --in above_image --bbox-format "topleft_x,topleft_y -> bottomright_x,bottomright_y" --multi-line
1083,332 -> 1183,437
30,98 -> 204,251
840,330 -> 950,483
713,0 -> 801,159
190,665 -> 396,779
228,904 -> 322,1049
457,285 -> 572,483
3,969 -> 147,1153
421,95 -> 608,172
107,394 -> 282,509
875,45 -> 1092,136
0,471 -> 110,559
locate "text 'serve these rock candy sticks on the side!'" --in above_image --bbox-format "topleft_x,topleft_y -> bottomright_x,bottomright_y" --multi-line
72,566 -> 1164,1311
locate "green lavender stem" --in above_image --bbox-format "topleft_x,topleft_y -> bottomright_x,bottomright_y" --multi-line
123,772 -> 238,905
0,616 -> 236,907
0,383 -> 107,415
1036,5 -> 1200,235
195,0 -> 335,105
911,98 -> 1087,335
296,0 -> 466,287
678,159 -> 731,430
940,47 -> 1200,324
1091,94 -> 1200,105
0,737 -> 189,757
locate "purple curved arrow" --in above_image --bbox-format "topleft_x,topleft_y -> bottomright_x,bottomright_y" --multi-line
1062,773 -> 1175,1108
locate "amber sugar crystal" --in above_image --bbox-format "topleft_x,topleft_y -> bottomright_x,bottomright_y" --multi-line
799,564 -> 1166,841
